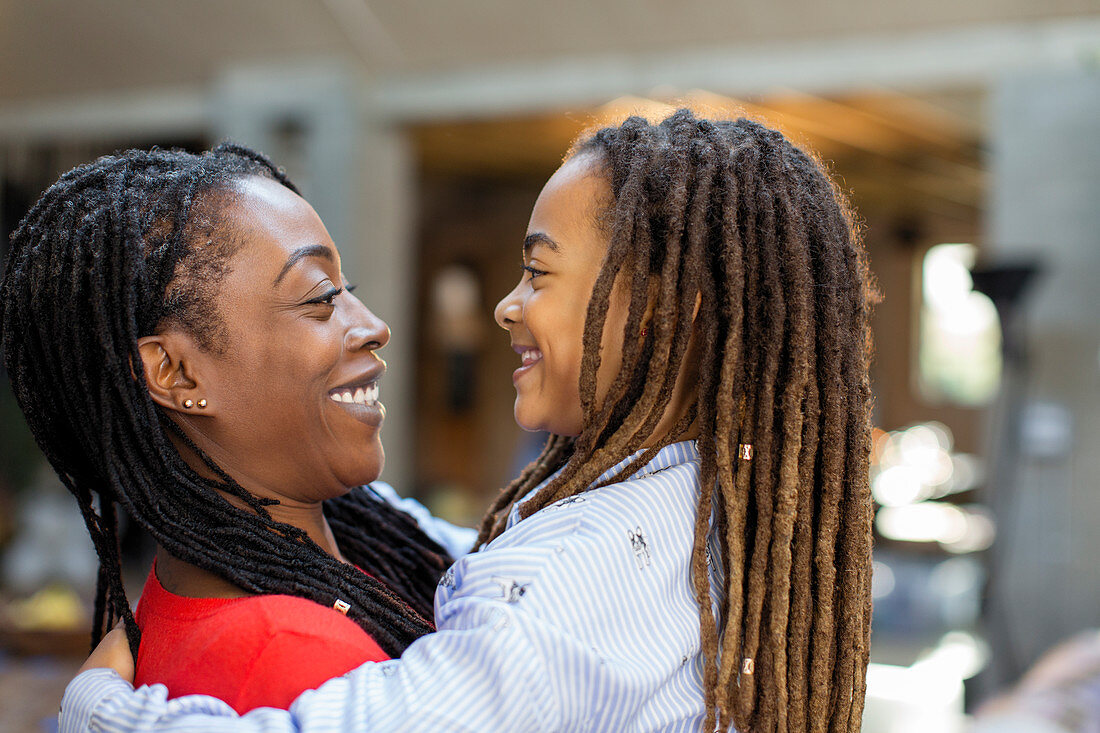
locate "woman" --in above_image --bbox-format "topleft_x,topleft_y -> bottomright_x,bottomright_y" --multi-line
61,110 -> 874,732
0,144 -> 471,712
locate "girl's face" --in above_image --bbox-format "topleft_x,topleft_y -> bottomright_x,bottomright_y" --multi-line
494,155 -> 632,436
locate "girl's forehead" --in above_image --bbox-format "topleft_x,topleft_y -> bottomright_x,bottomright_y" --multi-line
540,154 -> 604,200
528,157 -> 610,243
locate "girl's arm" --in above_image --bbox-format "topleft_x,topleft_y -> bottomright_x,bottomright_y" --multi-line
61,470 -> 702,733
62,599 -> 565,733
367,482 -> 479,559
61,517 -> 619,732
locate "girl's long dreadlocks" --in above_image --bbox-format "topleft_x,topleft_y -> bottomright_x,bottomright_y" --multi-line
0,143 -> 450,660
476,110 -> 875,733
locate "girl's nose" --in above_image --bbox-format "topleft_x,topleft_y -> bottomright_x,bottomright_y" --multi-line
494,282 -> 523,330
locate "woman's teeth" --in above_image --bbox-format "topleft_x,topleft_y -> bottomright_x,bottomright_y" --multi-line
329,384 -> 379,405
521,349 -> 542,366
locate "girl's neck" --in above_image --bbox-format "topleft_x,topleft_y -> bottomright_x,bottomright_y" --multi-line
640,328 -> 702,449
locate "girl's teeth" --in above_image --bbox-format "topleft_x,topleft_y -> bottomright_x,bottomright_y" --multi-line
354,387 -> 366,404
329,392 -> 344,403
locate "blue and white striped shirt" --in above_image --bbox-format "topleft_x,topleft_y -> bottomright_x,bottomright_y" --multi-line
61,440 -> 727,732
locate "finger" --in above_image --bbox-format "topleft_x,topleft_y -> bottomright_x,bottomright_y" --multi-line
77,626 -> 136,683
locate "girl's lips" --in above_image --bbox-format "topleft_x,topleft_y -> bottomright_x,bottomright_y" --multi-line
512,347 -> 543,383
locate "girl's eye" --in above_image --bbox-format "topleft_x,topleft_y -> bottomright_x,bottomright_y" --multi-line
345,284 -> 359,294
522,265 -> 548,280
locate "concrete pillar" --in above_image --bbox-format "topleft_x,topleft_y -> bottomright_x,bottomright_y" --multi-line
984,68 -> 1100,678
352,120 -> 417,495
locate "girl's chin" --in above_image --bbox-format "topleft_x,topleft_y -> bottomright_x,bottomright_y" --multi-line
513,406 -> 581,437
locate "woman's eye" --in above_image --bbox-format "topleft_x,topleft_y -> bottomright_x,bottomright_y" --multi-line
305,286 -> 343,307
522,265 -> 548,280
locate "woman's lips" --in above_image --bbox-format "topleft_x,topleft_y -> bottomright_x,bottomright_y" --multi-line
513,347 -> 543,383
328,382 -> 385,426
329,383 -> 379,405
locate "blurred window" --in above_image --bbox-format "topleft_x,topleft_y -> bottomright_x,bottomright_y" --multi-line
918,243 -> 1002,405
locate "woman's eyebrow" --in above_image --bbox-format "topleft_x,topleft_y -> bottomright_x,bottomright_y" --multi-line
272,244 -> 335,286
523,232 -> 560,256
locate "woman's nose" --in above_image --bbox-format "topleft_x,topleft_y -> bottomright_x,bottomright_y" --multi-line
345,298 -> 390,352
494,282 -> 523,331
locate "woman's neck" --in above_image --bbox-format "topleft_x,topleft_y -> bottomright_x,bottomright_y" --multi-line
155,493 -> 347,599
154,547 -> 249,598
261,496 -> 347,562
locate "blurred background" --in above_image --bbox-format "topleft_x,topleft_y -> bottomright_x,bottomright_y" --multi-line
0,1 -> 1098,731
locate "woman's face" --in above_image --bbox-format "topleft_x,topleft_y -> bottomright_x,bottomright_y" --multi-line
494,155 -> 632,437
177,176 -> 390,502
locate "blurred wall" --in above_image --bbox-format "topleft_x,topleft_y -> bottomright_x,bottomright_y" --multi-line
985,67 -> 1100,676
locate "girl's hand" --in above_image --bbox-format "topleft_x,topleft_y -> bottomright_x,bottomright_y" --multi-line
77,626 -> 135,683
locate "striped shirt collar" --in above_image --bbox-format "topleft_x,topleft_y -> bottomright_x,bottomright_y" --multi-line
590,439 -> 701,486
517,439 -> 701,519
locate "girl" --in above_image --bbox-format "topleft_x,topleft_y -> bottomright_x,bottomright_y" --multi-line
60,110 -> 874,732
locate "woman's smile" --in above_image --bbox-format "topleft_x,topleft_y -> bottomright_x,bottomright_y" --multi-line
327,362 -> 386,426
327,380 -> 385,426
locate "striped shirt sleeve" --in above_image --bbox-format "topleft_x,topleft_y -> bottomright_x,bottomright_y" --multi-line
59,441 -> 714,733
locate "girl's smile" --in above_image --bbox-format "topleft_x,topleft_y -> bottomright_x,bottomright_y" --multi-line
494,154 -> 627,437
510,344 -> 543,383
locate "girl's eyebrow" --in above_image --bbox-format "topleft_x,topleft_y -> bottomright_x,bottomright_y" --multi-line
524,232 -> 560,256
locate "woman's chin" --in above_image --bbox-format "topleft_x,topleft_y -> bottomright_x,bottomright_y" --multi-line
341,448 -> 384,488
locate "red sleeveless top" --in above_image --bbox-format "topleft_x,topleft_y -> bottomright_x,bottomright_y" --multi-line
134,561 -> 389,713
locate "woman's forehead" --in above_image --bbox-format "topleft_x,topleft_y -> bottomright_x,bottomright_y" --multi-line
220,177 -> 337,272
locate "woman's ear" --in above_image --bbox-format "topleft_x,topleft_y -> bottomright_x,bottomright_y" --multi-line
136,334 -> 210,415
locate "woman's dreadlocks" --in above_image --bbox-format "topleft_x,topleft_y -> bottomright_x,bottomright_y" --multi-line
0,143 -> 450,661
